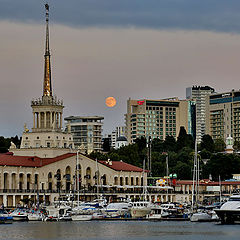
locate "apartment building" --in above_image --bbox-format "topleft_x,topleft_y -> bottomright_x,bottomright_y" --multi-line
186,86 -> 215,143
64,116 -> 104,154
206,90 -> 240,142
125,98 -> 194,143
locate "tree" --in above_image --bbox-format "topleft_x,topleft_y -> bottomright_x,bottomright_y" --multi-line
233,141 -> 240,151
151,138 -> 164,153
163,135 -> 177,152
205,153 -> 240,181
177,126 -> 194,151
172,161 -> 192,180
199,135 -> 214,152
214,138 -> 226,152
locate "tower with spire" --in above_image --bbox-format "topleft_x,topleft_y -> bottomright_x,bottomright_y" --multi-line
14,4 -> 74,158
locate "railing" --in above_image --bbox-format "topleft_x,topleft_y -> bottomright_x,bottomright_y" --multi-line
0,188 -> 174,195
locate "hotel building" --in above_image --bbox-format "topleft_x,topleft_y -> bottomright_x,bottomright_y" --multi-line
206,90 -> 240,142
125,98 -> 195,143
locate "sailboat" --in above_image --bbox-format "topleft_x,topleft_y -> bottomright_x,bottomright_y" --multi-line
190,141 -> 218,222
130,159 -> 153,218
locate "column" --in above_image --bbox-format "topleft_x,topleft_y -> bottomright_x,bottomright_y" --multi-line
60,113 -> 62,129
44,112 -> 47,128
33,112 -> 36,129
50,111 -> 53,128
3,195 -> 7,207
23,174 -> 27,190
38,112 -> 41,129
56,112 -> 59,128
13,195 -> 16,207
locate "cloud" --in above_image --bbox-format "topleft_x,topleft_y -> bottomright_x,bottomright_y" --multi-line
1,0 -> 240,33
1,21 -> 240,137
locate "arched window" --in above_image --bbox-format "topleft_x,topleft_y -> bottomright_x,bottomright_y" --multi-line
65,166 -> 71,191
136,177 -> 139,186
114,177 -> 118,186
48,172 -> 53,190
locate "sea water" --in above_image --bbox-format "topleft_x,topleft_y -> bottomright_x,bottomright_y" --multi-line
0,221 -> 240,240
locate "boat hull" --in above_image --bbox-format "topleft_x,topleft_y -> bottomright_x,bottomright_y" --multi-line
215,209 -> 240,224
131,208 -> 151,218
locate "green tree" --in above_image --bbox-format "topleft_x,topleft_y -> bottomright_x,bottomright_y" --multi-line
233,141 -> 240,151
163,136 -> 177,152
151,138 -> 164,153
205,153 -> 240,180
214,138 -> 226,152
199,135 -> 214,152
172,161 -> 192,179
177,126 -> 194,151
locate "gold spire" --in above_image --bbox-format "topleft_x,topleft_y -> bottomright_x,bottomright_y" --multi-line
43,3 -> 52,97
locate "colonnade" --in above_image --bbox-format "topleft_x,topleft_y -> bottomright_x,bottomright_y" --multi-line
33,111 -> 62,130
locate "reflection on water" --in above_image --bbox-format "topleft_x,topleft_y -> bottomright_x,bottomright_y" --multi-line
0,221 -> 240,240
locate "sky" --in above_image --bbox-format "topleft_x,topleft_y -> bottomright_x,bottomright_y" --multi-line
1,0 -> 240,137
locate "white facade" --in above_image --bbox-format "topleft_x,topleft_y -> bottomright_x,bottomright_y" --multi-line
186,86 -> 215,143
65,116 -> 103,154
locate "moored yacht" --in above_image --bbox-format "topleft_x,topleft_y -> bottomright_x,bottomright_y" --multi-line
9,208 -> 28,221
130,201 -> 152,218
215,194 -> 240,224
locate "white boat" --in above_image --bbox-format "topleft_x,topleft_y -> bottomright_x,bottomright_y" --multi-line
104,202 -> 132,218
146,205 -> 162,220
45,205 -> 72,221
92,211 -> 106,220
71,214 -> 92,221
215,194 -> 240,224
130,201 -> 152,218
9,209 -> 28,221
27,211 -> 44,221
190,211 -> 212,222
0,209 -> 13,224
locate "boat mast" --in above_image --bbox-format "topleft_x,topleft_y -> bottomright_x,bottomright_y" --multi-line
76,151 -> 80,207
166,153 -> 169,202
192,140 -> 197,211
95,158 -> 100,199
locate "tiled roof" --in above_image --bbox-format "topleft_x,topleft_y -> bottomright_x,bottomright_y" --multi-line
98,160 -> 145,172
0,153 -> 144,172
0,152 -> 76,167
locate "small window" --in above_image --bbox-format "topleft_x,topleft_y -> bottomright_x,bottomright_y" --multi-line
26,137 -> 28,140
48,136 -> 50,139
47,142 -> 51,148
37,137 -> 39,139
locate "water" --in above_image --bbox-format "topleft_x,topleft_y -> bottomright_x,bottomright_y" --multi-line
0,221 -> 240,240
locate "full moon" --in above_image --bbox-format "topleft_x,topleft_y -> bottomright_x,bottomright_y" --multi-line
105,97 -> 117,107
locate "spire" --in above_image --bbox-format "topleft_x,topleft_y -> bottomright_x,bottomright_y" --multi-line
43,3 -> 52,97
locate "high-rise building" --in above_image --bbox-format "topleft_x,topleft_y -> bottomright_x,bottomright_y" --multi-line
125,98 -> 193,143
206,90 -> 240,142
186,86 -> 215,143
64,116 -> 104,154
109,126 -> 126,148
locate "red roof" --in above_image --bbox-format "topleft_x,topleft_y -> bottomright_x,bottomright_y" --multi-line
0,152 -> 76,168
98,160 -> 145,172
0,153 -> 144,172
